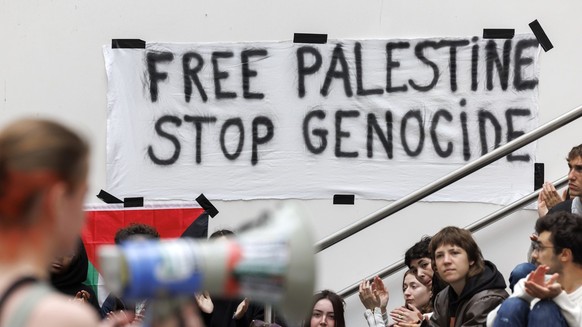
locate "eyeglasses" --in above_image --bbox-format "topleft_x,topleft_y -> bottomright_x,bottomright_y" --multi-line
532,241 -> 554,252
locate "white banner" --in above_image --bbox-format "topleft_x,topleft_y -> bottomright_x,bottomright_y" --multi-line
104,35 -> 540,204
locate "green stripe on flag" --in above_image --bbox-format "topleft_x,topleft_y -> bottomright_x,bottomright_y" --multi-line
84,260 -> 100,297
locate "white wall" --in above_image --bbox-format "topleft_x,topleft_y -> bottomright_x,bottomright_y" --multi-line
2,1 -> 582,326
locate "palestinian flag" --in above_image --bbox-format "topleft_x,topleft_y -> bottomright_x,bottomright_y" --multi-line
81,203 -> 207,305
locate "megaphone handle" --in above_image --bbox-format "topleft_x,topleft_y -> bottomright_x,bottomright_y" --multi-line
143,297 -> 193,327
264,304 -> 272,323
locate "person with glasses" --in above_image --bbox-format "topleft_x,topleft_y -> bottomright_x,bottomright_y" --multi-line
488,211 -> 582,327
508,145 -> 582,292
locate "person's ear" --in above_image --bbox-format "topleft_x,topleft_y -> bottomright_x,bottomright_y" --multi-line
42,181 -> 67,225
560,248 -> 572,263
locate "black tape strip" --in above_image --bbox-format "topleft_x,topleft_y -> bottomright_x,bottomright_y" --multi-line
483,29 -> 515,39
293,33 -> 327,44
123,197 -> 144,208
534,163 -> 545,191
112,39 -> 146,49
333,194 -> 355,205
180,212 -> 209,239
529,20 -> 553,52
96,190 -> 123,204
196,193 -> 219,218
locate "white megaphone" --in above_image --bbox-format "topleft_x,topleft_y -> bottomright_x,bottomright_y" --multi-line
98,204 -> 315,322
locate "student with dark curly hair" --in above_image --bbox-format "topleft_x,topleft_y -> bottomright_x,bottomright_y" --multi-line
101,223 -> 161,319
114,223 -> 160,244
405,236 -> 447,303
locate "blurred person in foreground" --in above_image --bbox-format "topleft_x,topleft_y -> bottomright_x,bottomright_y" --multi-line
0,118 -> 202,327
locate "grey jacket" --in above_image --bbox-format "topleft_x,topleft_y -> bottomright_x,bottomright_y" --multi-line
426,287 -> 508,327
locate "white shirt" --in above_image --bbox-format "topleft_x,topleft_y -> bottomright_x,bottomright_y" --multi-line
364,307 -> 388,327
572,197 -> 581,216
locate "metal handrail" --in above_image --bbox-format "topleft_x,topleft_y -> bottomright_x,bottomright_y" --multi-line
315,105 -> 582,252
337,175 -> 569,298
466,176 -> 568,233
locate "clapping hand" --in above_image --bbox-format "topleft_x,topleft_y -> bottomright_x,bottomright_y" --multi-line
195,291 -> 214,314
390,304 -> 422,325
524,265 -> 562,299
358,276 -> 389,312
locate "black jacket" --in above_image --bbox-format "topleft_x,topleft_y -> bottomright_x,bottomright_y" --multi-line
202,298 -> 264,327
201,298 -> 288,327
50,239 -> 102,317
548,199 -> 573,214
426,261 -> 508,327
